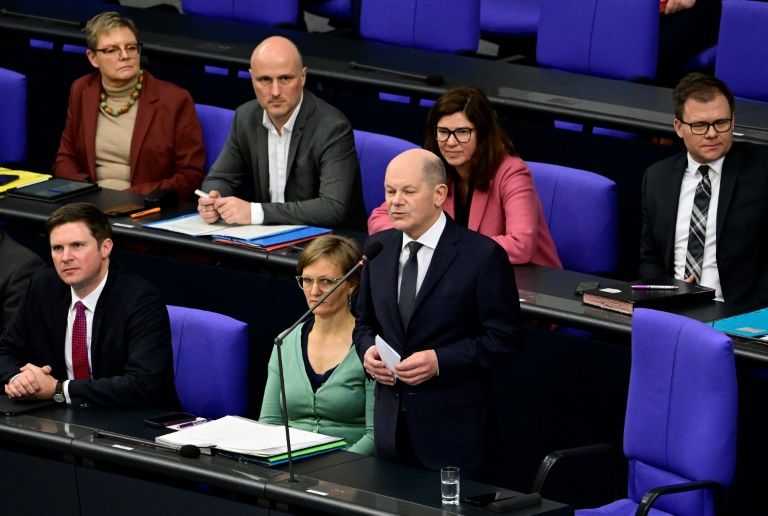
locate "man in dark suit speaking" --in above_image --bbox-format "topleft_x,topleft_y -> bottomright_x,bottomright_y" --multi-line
640,73 -> 768,311
198,35 -> 365,230
0,203 -> 179,409
354,149 -> 522,474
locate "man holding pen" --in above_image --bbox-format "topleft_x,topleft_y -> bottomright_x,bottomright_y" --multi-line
197,36 -> 365,230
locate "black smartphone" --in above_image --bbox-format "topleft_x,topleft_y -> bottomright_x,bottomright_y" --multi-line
104,203 -> 145,218
144,412 -> 197,428
575,280 -> 600,295
0,174 -> 19,187
464,491 -> 517,507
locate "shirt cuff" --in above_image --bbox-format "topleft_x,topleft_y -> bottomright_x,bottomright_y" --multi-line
251,203 -> 264,225
63,379 -> 71,405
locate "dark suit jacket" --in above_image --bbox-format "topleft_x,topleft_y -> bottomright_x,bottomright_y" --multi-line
354,216 -> 522,470
201,89 -> 366,230
640,142 -> 768,311
0,262 -> 179,410
53,69 -> 205,202
0,232 -> 45,334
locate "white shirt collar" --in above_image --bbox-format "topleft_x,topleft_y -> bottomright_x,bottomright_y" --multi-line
70,270 -> 109,313
262,93 -> 304,135
686,153 -> 725,177
402,212 -> 446,251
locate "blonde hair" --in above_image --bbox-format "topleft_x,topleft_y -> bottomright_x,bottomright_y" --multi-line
297,235 -> 362,294
84,12 -> 138,51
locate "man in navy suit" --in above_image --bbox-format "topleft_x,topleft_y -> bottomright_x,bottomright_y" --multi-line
640,73 -> 768,311
0,203 -> 178,409
354,149 -> 522,473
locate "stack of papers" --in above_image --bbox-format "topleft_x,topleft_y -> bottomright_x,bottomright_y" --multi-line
143,213 -> 330,249
156,415 -> 346,466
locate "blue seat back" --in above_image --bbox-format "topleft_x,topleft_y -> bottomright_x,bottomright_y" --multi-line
528,161 -> 617,274
168,305 -> 249,418
360,0 -> 480,53
625,309 -> 737,514
195,104 -> 235,175
354,130 -> 419,216
0,68 -> 26,166
480,0 -> 542,38
537,0 -> 658,81
715,0 -> 768,103
183,0 -> 299,25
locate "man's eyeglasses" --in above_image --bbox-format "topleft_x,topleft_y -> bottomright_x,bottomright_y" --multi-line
296,276 -> 343,292
678,117 -> 733,135
434,126 -> 474,143
93,43 -> 143,61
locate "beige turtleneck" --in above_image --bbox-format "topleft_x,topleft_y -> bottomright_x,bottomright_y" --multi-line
95,77 -> 140,191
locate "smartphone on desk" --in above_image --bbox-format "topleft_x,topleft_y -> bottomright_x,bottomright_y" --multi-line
104,204 -> 145,217
464,491 -> 518,506
144,412 -> 197,428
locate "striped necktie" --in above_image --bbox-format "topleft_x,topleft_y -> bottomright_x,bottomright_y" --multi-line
684,165 -> 711,283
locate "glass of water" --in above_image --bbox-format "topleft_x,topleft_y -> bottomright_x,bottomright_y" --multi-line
440,466 -> 460,505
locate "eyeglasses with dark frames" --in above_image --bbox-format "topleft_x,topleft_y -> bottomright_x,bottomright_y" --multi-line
678,117 -> 733,135
433,126 -> 474,143
296,276 -> 343,292
93,43 -> 143,61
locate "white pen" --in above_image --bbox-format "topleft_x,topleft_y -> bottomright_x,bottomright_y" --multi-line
194,189 -> 210,198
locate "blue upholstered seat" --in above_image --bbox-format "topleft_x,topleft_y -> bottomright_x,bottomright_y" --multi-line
528,161 -> 617,275
0,67 -> 27,166
167,305 -> 249,419
194,104 -> 235,175
354,130 -> 419,216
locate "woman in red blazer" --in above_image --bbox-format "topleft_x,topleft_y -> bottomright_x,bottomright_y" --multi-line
53,12 -> 205,202
369,86 -> 561,268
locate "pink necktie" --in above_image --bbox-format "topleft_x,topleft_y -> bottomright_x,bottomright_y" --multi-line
72,301 -> 91,380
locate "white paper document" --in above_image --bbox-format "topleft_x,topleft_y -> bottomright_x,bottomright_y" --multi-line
156,415 -> 342,457
143,213 -> 304,240
375,335 -> 401,373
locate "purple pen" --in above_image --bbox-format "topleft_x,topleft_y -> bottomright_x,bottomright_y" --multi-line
631,285 -> 679,290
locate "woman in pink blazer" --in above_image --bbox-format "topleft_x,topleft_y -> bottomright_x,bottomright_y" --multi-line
368,86 -> 561,268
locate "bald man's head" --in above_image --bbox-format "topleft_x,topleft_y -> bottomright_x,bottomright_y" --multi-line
249,36 -> 307,131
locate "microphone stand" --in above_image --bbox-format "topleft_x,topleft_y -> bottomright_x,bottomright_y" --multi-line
273,251 -> 377,483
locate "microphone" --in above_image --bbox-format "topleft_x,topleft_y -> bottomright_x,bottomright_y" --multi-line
92,430 -> 202,458
349,61 -> 445,86
273,241 -> 383,482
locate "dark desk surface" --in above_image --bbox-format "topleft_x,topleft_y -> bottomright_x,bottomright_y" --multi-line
0,406 -> 571,515
2,188 -> 767,364
3,0 -> 768,143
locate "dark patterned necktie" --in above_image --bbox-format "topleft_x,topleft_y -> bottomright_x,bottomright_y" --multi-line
684,165 -> 711,283
72,301 -> 91,380
398,241 -> 423,330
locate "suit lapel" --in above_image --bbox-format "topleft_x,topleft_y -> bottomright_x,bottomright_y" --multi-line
255,118 -> 270,202
412,218 -> 460,315
286,91 -> 314,183
716,144 -> 743,238
83,75 -> 101,177
468,184 -> 489,232
661,154 -> 687,271
378,232 -> 406,342
129,70 -> 157,178
53,290 -> 71,375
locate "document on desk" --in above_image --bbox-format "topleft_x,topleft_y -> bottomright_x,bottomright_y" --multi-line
713,307 -> 768,340
375,335 -> 401,374
156,415 -> 344,458
143,213 -> 329,246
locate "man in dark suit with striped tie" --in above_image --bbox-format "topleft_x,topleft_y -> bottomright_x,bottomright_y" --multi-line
640,73 -> 768,311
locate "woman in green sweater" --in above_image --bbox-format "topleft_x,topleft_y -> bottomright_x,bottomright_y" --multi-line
260,235 -> 374,455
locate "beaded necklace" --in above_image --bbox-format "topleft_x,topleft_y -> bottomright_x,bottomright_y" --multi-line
99,69 -> 143,117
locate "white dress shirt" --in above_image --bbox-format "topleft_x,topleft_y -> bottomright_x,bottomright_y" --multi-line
397,212 -> 447,301
63,272 -> 108,403
673,154 -> 724,301
250,95 -> 304,225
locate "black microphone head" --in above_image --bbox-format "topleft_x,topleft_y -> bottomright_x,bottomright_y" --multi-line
179,444 -> 201,458
363,241 -> 384,262
425,73 -> 444,86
